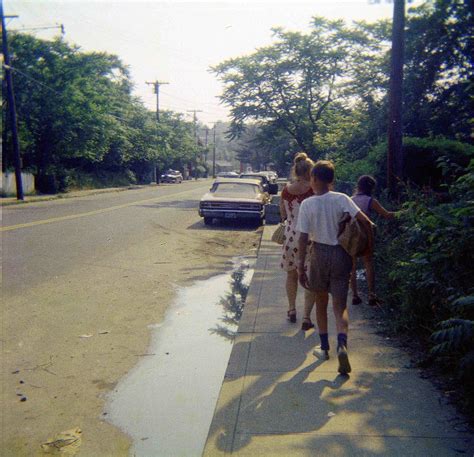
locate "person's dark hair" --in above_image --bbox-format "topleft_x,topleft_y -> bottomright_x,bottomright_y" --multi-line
311,160 -> 335,184
356,175 -> 376,196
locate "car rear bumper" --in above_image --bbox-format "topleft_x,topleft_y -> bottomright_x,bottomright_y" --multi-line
199,209 -> 264,220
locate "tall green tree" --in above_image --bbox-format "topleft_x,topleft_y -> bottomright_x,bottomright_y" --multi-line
212,17 -> 387,157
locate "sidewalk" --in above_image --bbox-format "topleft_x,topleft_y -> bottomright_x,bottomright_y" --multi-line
203,226 -> 473,456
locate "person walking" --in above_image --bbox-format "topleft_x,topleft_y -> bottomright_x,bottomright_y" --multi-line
296,161 -> 374,374
351,175 -> 397,307
279,152 -> 316,330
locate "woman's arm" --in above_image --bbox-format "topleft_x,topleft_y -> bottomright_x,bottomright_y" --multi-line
279,192 -> 287,221
297,232 -> 310,289
371,199 -> 396,220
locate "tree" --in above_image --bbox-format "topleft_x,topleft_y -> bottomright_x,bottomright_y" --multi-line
212,17 -> 384,158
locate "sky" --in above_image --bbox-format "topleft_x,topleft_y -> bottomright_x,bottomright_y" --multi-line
5,0 -> 417,127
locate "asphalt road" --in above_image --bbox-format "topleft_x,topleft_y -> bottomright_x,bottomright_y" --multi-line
2,180 -> 214,296
2,179 -> 262,456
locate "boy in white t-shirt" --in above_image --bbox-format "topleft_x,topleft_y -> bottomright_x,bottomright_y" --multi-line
296,160 -> 373,374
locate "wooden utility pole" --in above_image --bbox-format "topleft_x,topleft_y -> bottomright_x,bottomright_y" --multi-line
212,124 -> 217,178
387,0 -> 405,197
146,80 -> 169,122
1,2 -> 23,200
186,109 -> 203,143
146,80 -> 169,184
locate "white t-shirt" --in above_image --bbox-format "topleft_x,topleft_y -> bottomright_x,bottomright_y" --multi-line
296,191 -> 361,245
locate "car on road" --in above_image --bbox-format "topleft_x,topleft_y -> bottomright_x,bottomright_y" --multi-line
160,170 -> 183,183
239,172 -> 278,194
199,178 -> 270,225
216,171 -> 239,178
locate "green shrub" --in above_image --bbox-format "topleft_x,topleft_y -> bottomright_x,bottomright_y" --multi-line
374,159 -> 474,408
336,137 -> 474,191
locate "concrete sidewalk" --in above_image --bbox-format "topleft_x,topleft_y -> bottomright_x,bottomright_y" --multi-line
203,226 -> 473,456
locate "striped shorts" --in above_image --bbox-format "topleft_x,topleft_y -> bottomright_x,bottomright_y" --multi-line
308,242 -> 352,303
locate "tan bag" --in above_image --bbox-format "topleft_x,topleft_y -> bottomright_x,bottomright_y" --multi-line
271,222 -> 286,245
337,212 -> 370,257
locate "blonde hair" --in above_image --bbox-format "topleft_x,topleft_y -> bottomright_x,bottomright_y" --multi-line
291,152 -> 314,181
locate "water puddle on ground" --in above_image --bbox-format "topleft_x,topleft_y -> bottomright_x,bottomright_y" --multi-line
106,257 -> 255,457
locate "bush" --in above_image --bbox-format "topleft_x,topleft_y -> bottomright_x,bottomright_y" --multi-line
336,137 -> 474,190
375,159 -> 474,409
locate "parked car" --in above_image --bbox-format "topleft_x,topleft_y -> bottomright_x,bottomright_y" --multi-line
239,172 -> 278,194
216,171 -> 239,178
160,170 -> 183,183
199,178 -> 270,225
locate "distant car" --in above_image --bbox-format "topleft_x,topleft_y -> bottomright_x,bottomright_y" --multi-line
160,170 -> 183,183
199,178 -> 270,225
239,172 -> 278,194
216,171 -> 240,178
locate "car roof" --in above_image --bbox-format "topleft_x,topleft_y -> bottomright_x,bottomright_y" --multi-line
214,178 -> 262,185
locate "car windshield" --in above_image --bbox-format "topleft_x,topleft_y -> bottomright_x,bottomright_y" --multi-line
211,182 -> 258,197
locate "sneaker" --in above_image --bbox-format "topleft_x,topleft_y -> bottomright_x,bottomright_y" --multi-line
337,346 -> 352,374
313,346 -> 330,360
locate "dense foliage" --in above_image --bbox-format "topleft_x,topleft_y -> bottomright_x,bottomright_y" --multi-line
2,33 -> 206,192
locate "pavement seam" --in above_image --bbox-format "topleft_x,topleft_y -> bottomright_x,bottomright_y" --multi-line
229,250 -> 268,453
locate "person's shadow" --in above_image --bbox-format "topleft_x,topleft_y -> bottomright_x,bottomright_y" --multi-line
211,331 -> 351,453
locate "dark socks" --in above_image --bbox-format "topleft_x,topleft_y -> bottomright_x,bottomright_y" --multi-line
319,333 -> 329,351
337,333 -> 348,350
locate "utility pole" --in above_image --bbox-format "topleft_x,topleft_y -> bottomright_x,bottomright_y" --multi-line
212,123 -> 217,178
146,80 -> 169,122
146,80 -> 169,184
1,2 -> 23,200
186,109 -> 203,143
387,0 -> 405,198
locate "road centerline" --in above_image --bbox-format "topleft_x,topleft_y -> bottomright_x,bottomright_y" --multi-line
1,187 -> 204,232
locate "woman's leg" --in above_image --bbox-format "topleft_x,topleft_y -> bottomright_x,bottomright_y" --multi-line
303,289 -> 316,319
286,269 -> 298,311
363,254 -> 375,297
350,258 -> 361,304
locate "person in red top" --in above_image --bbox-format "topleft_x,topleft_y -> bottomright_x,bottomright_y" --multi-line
279,152 -> 316,330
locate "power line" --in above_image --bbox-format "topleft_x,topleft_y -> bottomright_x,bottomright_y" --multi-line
5,63 -> 156,125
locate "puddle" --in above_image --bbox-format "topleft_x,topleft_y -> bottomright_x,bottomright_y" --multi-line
106,257 -> 255,457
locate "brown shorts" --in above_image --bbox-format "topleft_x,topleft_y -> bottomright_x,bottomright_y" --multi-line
308,242 -> 353,303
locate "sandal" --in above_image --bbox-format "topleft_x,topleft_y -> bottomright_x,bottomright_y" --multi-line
301,318 -> 315,331
287,309 -> 296,323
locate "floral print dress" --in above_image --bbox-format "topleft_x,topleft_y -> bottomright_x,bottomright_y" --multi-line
280,185 -> 314,272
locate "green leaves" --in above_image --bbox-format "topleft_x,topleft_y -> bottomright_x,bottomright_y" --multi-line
4,33 -> 200,189
212,17 -> 384,157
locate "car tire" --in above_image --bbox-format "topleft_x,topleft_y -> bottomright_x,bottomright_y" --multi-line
204,217 -> 212,225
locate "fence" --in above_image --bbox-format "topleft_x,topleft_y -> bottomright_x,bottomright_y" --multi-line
1,172 -> 36,196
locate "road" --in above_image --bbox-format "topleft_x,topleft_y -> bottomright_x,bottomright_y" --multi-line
1,180 -> 261,456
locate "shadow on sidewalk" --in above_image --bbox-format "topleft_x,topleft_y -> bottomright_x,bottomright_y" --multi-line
209,329 -> 472,455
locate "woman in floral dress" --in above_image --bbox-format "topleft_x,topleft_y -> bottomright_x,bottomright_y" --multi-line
279,152 -> 315,330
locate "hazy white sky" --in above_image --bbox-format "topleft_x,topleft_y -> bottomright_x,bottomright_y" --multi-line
5,1 -> 416,126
